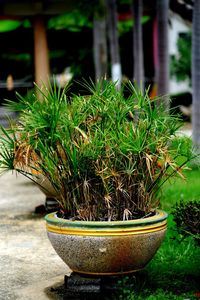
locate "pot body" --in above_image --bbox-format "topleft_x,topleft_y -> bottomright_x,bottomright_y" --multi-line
45,210 -> 167,276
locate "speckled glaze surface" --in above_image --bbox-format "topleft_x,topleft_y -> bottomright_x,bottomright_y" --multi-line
45,210 -> 168,276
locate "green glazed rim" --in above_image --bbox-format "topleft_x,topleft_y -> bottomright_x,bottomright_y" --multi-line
45,209 -> 168,230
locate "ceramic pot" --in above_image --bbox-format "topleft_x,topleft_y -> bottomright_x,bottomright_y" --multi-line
35,174 -> 59,199
45,210 -> 168,276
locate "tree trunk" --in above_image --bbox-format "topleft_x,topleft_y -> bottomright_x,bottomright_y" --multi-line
132,0 -> 144,91
192,0 -> 200,154
93,1 -> 108,82
33,15 -> 50,88
156,0 -> 169,109
106,0 -> 122,89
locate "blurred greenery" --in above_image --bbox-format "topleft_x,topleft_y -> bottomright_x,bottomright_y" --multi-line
170,32 -> 191,86
1,53 -> 31,62
48,10 -> 151,34
118,16 -> 151,35
48,10 -> 92,31
0,20 -> 21,32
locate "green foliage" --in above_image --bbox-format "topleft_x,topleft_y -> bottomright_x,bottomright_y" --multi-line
0,53 -> 31,62
170,32 -> 191,85
0,126 -> 16,171
118,16 -> 151,35
48,10 -> 92,31
0,20 -> 21,32
47,3 -> 150,34
172,200 -> 200,245
0,79 -> 194,220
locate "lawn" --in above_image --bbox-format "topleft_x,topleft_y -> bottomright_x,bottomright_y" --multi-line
161,167 -> 200,211
113,166 -> 200,300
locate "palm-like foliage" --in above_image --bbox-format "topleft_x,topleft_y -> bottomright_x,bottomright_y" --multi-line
0,79 -> 192,221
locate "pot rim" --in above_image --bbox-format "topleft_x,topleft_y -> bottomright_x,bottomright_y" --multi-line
45,209 -> 168,229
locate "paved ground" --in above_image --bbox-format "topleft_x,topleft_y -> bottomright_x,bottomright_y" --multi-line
0,171 -> 71,300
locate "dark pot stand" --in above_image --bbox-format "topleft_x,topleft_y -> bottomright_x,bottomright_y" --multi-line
46,271 -> 144,299
35,197 -> 59,214
63,272 -> 136,299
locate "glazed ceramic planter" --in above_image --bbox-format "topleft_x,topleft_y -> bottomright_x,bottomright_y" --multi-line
45,210 -> 168,276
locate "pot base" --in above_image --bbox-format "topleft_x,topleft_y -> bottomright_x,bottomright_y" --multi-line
70,268 -> 142,276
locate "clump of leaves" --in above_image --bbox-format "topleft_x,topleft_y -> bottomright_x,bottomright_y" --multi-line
172,200 -> 200,246
0,79 -> 194,221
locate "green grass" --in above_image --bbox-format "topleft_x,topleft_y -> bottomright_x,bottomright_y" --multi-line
112,166 -> 200,300
161,167 -> 200,212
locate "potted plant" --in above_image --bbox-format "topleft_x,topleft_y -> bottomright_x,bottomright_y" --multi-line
0,79 -> 192,276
